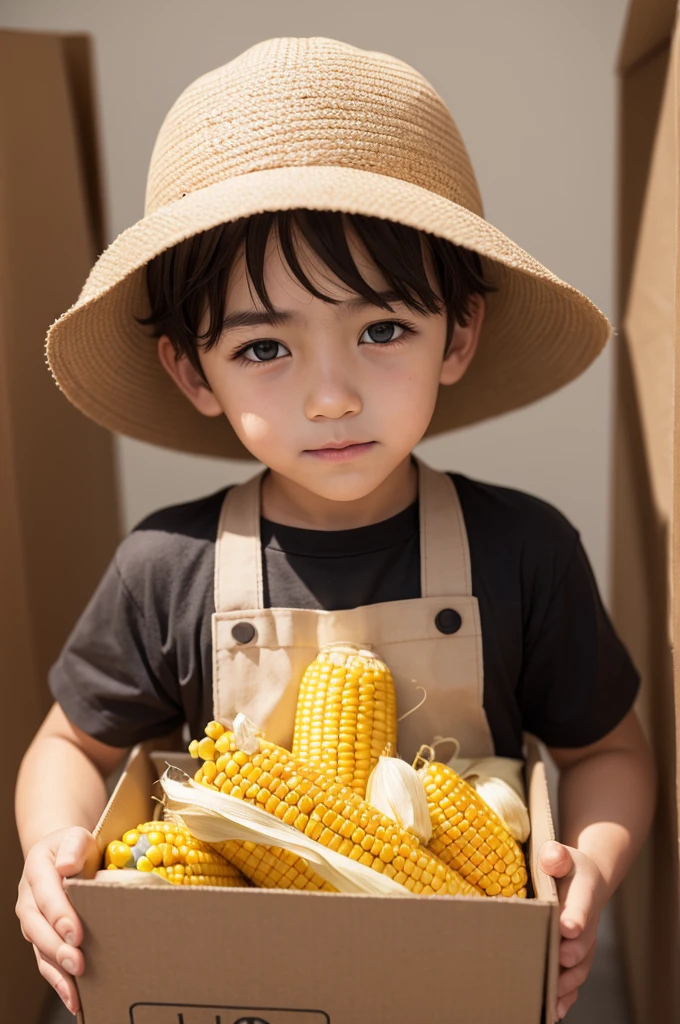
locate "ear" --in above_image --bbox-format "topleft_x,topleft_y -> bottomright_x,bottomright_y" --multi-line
157,335 -> 223,417
439,294 -> 485,386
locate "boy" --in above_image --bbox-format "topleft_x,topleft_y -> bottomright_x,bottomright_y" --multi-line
15,38 -> 654,1022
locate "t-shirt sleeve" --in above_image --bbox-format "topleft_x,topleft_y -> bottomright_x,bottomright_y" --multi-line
517,532 -> 641,748
48,539 -> 185,747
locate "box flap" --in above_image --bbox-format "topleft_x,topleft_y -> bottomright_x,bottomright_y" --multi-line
525,737 -> 560,1024
85,744 -> 157,869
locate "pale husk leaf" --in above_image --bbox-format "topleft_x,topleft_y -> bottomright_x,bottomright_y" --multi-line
365,756 -> 432,842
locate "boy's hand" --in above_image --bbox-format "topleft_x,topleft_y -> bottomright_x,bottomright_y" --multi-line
16,826 -> 100,1015
538,839 -> 609,1021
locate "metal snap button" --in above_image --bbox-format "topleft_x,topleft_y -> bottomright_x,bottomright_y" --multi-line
434,608 -> 462,634
231,621 -> 257,644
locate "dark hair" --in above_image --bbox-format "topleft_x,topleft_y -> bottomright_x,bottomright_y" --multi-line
137,209 -> 496,384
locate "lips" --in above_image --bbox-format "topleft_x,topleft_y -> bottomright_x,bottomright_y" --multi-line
309,441 -> 368,451
303,441 -> 376,461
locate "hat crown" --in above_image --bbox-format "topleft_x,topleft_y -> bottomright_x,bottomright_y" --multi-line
145,36 -> 484,218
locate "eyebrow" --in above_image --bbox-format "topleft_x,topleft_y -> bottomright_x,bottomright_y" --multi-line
221,290 -> 405,332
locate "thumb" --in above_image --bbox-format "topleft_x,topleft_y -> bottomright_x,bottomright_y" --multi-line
538,839 -> 574,880
539,842 -> 603,942
54,827 -> 99,878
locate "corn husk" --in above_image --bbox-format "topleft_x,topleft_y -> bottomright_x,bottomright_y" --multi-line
464,774 -> 530,842
365,756 -> 432,842
233,711 -> 261,754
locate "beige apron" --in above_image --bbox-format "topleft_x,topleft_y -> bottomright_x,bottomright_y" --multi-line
212,457 -> 495,762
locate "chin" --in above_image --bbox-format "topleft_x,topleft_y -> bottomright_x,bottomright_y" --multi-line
300,470 -> 391,504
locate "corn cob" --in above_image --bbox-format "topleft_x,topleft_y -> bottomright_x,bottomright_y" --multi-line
215,840 -> 336,892
189,720 -> 479,897
104,820 -> 247,887
189,721 -> 332,892
292,643 -> 397,797
416,755 -> 528,898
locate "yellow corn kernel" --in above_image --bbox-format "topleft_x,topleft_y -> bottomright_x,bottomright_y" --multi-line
197,736 -> 216,762
104,840 -> 134,869
204,720 -> 226,741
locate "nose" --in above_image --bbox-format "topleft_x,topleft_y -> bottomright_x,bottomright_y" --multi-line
303,360 -> 362,421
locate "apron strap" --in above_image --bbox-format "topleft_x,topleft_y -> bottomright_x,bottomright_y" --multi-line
214,470 -> 265,612
214,458 -> 472,612
417,459 -> 472,597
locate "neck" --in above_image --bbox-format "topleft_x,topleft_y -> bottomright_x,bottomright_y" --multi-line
260,457 -> 418,530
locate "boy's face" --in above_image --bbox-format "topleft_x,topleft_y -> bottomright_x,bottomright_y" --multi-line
160,227 -> 483,507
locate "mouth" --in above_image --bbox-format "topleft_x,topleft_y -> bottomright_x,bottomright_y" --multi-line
303,441 -> 377,461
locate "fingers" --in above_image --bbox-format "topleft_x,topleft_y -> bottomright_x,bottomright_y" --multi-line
555,987 -> 578,1021
559,928 -> 597,969
555,932 -> 597,1019
23,850 -> 83,949
19,885 -> 85,978
15,826 -> 96,1014
540,841 -> 605,1021
33,945 -> 80,1015
15,827 -> 97,1018
557,939 -> 597,997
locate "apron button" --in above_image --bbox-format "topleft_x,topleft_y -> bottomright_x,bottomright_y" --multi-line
435,608 -> 462,634
231,621 -> 257,644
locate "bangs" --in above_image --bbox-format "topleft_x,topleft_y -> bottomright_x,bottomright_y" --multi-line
244,210 -> 443,318
139,209 -> 495,382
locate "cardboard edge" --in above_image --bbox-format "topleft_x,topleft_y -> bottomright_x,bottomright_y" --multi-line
525,735 -> 560,1024
60,33 -> 107,253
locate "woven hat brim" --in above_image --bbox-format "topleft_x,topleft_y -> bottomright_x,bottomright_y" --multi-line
46,164 -> 611,459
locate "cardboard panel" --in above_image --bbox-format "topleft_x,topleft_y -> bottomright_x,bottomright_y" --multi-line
623,52 -> 676,525
618,0 -> 675,72
613,52 -> 671,1024
614,2 -> 680,1020
68,883 -> 551,1024
0,29 -> 120,1023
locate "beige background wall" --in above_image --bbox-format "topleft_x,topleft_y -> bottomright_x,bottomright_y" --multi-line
2,0 -> 628,599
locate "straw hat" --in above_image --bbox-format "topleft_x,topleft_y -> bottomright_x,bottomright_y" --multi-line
46,36 -> 610,459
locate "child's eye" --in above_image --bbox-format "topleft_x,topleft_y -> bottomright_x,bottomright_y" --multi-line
360,320 -> 413,345
238,340 -> 289,363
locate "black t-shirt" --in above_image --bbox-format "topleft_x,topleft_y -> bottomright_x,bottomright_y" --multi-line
48,472 -> 640,758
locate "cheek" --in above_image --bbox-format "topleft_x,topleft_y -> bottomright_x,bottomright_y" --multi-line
222,383 -> 294,455
375,359 -> 441,424
238,410 -> 272,445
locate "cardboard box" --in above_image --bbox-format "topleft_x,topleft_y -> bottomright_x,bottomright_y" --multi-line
66,738 -> 558,1024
